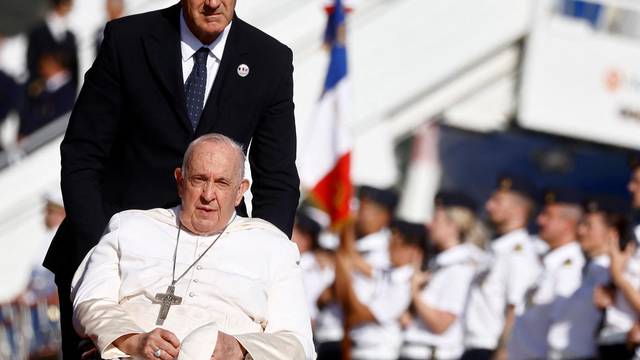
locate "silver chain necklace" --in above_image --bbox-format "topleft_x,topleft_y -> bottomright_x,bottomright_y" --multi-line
153,214 -> 236,325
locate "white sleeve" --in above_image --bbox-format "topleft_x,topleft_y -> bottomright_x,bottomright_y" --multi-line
235,241 -> 315,360
71,214 -> 145,357
368,277 -> 411,325
506,252 -> 541,306
426,265 -> 475,316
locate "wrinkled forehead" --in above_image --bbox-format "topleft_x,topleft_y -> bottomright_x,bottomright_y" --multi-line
186,143 -> 239,176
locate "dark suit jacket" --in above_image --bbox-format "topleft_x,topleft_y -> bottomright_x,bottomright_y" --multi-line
26,21 -> 79,91
44,3 -> 300,280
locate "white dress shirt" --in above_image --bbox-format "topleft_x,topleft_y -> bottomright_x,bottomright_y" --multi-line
350,265 -> 413,360
45,12 -> 70,43
464,229 -> 542,350
599,249 -> 640,345
180,10 -> 231,105
507,241 -> 585,360
400,244 -> 477,360
548,255 -> 610,359
71,208 -> 314,360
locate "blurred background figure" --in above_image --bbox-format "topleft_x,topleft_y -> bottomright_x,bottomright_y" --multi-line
399,192 -> 482,360
335,218 -> 425,360
291,208 -> 335,328
462,174 -> 541,360
596,165 -> 640,359
18,47 -> 75,139
628,161 -> 640,242
548,196 -> 628,359
94,0 -> 124,56
0,189 -> 63,360
26,0 -> 77,93
508,189 -> 585,360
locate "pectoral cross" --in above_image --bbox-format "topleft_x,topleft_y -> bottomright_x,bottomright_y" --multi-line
153,285 -> 182,325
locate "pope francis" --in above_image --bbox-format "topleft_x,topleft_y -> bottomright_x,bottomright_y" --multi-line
70,134 -> 314,360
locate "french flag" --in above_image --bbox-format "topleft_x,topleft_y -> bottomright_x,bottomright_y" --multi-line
301,0 -> 352,228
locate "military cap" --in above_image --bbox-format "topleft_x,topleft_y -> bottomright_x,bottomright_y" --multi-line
358,185 -> 399,212
434,191 -> 477,212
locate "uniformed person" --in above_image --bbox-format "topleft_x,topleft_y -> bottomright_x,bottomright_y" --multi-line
354,186 -> 399,270
315,186 -> 398,359
334,219 -> 426,360
507,188 -> 586,360
462,174 -> 541,360
291,209 -> 335,326
548,196 -> 629,359
400,191 -> 484,360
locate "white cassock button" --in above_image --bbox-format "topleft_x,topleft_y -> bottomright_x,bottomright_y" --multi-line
196,265 -> 203,270
189,292 -> 196,297
237,64 -> 249,77
193,279 -> 199,283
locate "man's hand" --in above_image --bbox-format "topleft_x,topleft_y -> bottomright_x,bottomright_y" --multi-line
113,328 -> 180,359
211,331 -> 246,360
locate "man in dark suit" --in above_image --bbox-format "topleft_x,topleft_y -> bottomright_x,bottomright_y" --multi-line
26,0 -> 79,92
44,0 -> 300,357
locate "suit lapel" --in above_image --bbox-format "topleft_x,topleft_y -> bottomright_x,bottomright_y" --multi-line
196,15 -> 250,136
142,4 -> 192,133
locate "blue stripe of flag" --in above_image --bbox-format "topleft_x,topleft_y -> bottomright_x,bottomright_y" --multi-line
323,0 -> 347,92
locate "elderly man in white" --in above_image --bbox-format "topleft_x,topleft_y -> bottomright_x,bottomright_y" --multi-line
70,134 -> 314,360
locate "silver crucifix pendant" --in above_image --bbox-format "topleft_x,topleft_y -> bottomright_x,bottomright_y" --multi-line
153,284 -> 182,325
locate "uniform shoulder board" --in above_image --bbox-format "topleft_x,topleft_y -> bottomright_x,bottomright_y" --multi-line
513,243 -> 523,252
563,259 -> 572,267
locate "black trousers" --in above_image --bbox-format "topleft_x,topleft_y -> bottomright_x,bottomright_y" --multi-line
460,348 -> 494,360
316,340 -> 342,360
598,343 -> 634,360
56,277 -> 82,359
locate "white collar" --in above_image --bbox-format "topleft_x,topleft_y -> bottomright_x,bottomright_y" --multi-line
45,71 -> 71,92
491,228 -> 529,253
388,264 -> 414,283
179,9 -> 231,63
591,254 -> 610,267
543,241 -> 582,269
46,12 -> 68,42
356,228 -> 390,252
435,243 -> 472,267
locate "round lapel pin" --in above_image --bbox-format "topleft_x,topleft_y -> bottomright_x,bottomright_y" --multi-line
237,64 -> 249,77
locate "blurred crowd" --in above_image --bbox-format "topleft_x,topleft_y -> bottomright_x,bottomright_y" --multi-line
293,162 -> 640,360
0,0 -> 123,146
1,191 -> 64,359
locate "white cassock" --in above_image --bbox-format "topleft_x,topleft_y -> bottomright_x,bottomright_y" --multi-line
71,207 -> 315,360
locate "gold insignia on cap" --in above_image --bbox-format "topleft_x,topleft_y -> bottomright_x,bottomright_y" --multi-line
545,192 -> 556,204
563,259 -> 572,267
514,244 -> 523,252
500,178 -> 513,191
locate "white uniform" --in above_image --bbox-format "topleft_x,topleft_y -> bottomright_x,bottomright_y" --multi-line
349,265 -> 413,360
314,228 -> 392,347
599,249 -> 640,346
507,241 -> 585,360
400,244 -> 477,360
356,228 -> 391,270
548,255 -> 610,359
299,252 -> 334,321
464,229 -> 542,351
71,208 -> 315,360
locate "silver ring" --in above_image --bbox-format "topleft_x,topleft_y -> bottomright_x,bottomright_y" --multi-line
154,348 -> 162,358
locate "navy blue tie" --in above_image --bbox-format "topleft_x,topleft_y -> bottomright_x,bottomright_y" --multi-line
184,47 -> 208,131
